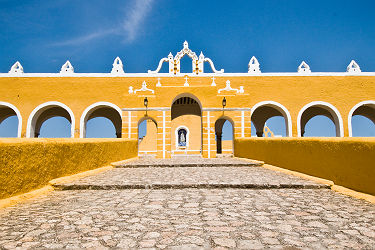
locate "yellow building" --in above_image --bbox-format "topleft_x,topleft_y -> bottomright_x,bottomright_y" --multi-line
0,42 -> 374,158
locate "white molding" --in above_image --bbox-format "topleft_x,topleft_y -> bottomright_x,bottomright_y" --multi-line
163,111 -> 166,158
241,111 -> 244,137
175,125 -> 190,149
26,101 -> 75,138
207,111 -> 210,158
122,107 -> 171,111
0,101 -> 22,138
297,101 -> 344,137
348,100 -> 375,137
218,80 -> 241,94
128,111 -> 131,139
251,101 -> 293,137
203,107 -> 251,111
79,101 -> 122,138
2,72 -> 375,77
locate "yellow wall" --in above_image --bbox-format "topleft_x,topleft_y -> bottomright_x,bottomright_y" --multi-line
138,119 -> 157,155
0,138 -> 137,199
234,137 -> 375,195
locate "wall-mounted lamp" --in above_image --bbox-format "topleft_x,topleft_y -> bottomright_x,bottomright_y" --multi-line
222,97 -> 226,109
144,97 -> 148,116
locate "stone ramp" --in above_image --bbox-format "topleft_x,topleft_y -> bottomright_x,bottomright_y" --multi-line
53,158 -> 329,190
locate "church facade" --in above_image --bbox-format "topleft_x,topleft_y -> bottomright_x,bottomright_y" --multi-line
0,41 -> 374,158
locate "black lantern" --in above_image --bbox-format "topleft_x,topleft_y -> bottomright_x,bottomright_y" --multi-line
222,97 -> 226,108
144,97 -> 148,116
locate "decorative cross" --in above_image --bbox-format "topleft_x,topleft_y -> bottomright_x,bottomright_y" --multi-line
184,76 -> 189,86
211,76 -> 216,86
156,77 -> 161,87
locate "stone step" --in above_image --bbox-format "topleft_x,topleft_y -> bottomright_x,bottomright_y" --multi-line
52,164 -> 329,191
116,158 -> 262,168
53,183 -> 330,190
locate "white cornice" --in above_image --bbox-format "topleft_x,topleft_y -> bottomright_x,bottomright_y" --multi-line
1,72 -> 375,77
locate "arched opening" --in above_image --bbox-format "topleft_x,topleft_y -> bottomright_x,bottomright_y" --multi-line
138,117 -> 158,157
27,102 -> 74,138
215,117 -> 234,155
298,101 -> 343,137
0,102 -> 22,138
171,94 -> 202,155
80,102 -> 122,138
349,101 -> 375,137
251,101 -> 292,137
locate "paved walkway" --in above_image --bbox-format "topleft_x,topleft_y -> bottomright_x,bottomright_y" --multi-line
0,158 -> 374,249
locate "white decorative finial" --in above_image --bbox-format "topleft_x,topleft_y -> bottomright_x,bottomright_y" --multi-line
211,76 -> 216,86
111,57 -> 124,74
199,51 -> 204,60
184,75 -> 189,86
9,61 -> 23,74
347,60 -> 361,73
128,86 -> 134,94
183,41 -> 189,49
156,77 -> 161,87
168,52 -> 173,59
298,61 -> 311,73
60,60 -> 74,74
248,56 -> 261,73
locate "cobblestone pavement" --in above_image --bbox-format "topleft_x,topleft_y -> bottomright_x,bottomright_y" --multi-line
58,166 -> 326,189
0,158 -> 374,249
0,189 -> 374,249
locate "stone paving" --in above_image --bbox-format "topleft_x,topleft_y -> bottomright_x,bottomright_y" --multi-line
0,157 -> 374,249
56,166 -> 327,190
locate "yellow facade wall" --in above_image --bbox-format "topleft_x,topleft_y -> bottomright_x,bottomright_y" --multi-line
0,138 -> 137,199
1,76 -> 374,138
234,137 -> 375,195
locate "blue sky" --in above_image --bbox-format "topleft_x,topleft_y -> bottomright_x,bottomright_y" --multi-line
0,0 -> 374,138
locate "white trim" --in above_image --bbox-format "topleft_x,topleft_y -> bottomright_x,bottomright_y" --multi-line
348,100 -> 375,137
203,108 -> 251,111
79,102 -> 122,138
26,101 -> 75,138
241,111 -> 245,137
297,101 -> 344,137
251,101 -> 293,137
0,101 -> 22,138
163,111 -> 166,158
175,125 -> 189,149
3,72 -> 375,78
122,107 -> 171,111
207,111 -> 210,158
128,111 -> 131,139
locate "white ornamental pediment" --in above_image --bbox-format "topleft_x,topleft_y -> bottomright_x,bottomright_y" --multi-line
218,80 -> 244,94
133,81 -> 155,94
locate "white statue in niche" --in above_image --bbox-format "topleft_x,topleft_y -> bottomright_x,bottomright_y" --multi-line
178,128 -> 187,147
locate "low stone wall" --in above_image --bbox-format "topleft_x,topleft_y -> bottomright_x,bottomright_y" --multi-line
0,138 -> 137,199
234,137 -> 375,195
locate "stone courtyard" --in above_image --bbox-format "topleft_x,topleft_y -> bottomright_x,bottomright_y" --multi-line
0,158 -> 374,249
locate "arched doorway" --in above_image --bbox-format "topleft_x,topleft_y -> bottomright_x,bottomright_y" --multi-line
138,117 -> 158,157
0,102 -> 22,138
215,117 -> 234,155
27,101 -> 75,138
298,101 -> 343,137
80,102 -> 122,138
348,101 -> 375,137
171,94 -> 202,156
251,101 -> 292,137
